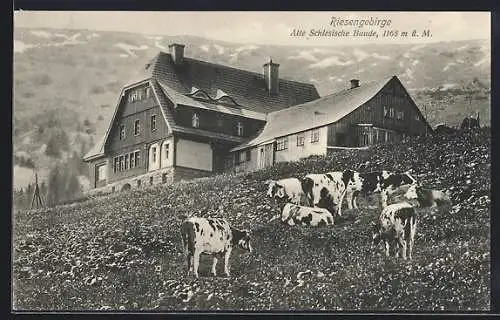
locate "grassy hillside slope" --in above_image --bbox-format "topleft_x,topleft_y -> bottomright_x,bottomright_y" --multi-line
13,129 -> 490,311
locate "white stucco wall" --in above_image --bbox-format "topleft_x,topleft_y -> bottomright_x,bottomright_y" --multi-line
176,138 -> 213,172
274,126 -> 328,163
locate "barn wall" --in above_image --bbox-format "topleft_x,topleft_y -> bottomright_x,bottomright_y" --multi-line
275,126 -> 328,163
175,138 -> 213,172
233,147 -> 260,173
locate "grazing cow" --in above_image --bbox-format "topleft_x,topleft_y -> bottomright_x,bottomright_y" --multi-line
266,178 -> 306,208
301,170 -> 361,216
403,184 -> 452,209
180,217 -> 252,278
353,170 -> 417,209
371,202 -> 418,260
281,203 -> 334,227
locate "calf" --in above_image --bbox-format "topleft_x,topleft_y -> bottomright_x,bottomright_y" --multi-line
371,202 -> 418,260
301,170 -> 361,216
403,184 -> 452,209
281,203 -> 334,227
354,170 -> 417,209
180,217 -> 252,278
266,178 -> 306,208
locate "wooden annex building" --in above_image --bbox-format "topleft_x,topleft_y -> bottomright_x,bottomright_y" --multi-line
230,76 -> 433,173
83,43 -> 432,193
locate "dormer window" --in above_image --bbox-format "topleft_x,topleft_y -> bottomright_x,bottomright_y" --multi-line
192,112 -> 200,128
236,121 -> 244,136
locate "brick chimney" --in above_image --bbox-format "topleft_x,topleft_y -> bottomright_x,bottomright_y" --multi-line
168,43 -> 185,65
350,79 -> 360,89
263,58 -> 280,95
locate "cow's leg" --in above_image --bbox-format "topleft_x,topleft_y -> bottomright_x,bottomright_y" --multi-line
193,250 -> 201,278
399,238 -> 407,260
380,192 -> 388,209
385,241 -> 390,257
409,220 -> 417,259
186,253 -> 193,277
352,191 -> 359,209
223,248 -> 232,277
211,256 -> 218,277
346,191 -> 354,209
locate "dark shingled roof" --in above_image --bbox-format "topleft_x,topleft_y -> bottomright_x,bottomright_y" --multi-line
135,51 -> 320,114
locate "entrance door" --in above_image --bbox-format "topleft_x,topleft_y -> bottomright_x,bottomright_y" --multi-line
258,143 -> 274,169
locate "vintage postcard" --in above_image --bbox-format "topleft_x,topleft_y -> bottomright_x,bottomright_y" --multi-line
12,11 -> 491,312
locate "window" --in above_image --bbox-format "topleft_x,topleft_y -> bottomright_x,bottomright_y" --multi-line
415,115 -> 421,121
119,156 -> 124,172
152,147 -> 157,163
135,151 -> 141,167
383,106 -> 389,117
396,110 -> 405,120
96,164 -> 106,182
130,152 -> 135,168
276,137 -> 288,151
237,122 -> 244,136
137,179 -> 141,187
125,154 -> 129,170
192,113 -> 200,128
113,158 -> 119,173
149,176 -> 154,185
165,143 -> 170,159
145,87 -> 152,99
151,115 -> 157,131
217,116 -> 224,128
238,150 -> 251,164
246,150 -> 251,161
134,120 -> 141,136
311,129 -> 320,143
119,124 -> 126,140
297,133 -> 305,146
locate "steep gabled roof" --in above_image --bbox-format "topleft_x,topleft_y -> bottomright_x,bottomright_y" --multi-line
140,51 -> 320,114
232,76 -> 430,152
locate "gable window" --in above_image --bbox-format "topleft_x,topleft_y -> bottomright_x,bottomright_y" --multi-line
297,132 -> 305,146
134,120 -> 141,136
276,137 -> 288,151
383,106 -> 389,117
217,116 -> 224,128
119,124 -> 126,140
395,110 -> 404,120
237,121 -> 244,136
192,113 -> 200,128
311,129 -> 320,143
152,147 -> 157,163
145,87 -> 152,99
151,115 -> 157,131
415,115 -> 421,121
165,143 -> 170,159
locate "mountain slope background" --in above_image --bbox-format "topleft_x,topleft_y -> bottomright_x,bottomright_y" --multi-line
12,27 -> 491,191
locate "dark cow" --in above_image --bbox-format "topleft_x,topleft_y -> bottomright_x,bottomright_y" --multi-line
352,170 -> 417,209
180,217 -> 252,278
281,203 -> 334,227
371,202 -> 418,260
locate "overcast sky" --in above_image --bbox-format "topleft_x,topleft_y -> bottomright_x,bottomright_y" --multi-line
14,11 -> 490,46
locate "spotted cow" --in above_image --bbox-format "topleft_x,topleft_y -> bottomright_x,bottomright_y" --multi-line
352,170 -> 417,209
371,202 -> 418,260
301,170 -> 362,216
266,178 -> 306,209
281,203 -> 334,227
180,217 -> 252,278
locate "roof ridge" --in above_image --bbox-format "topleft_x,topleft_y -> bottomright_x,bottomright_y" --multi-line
267,77 -> 393,117
154,51 -> 316,88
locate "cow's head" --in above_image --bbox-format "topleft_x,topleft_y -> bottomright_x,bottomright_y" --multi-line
303,174 -> 331,207
232,228 -> 253,253
348,170 -> 364,192
403,184 -> 419,200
